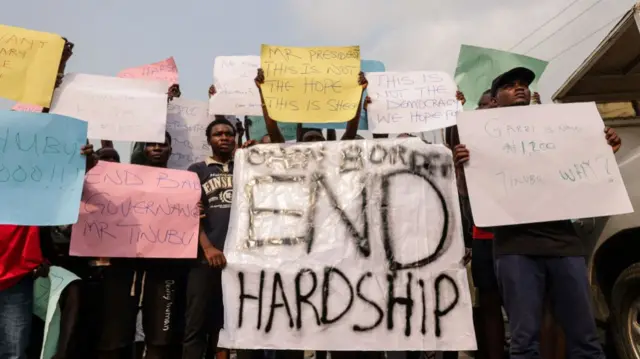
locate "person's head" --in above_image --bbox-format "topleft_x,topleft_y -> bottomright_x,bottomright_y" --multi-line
96,147 -> 120,163
477,89 -> 495,110
260,134 -> 271,144
142,132 -> 172,167
490,67 -> 534,107
397,133 -> 415,138
301,130 -> 325,142
206,115 -> 237,156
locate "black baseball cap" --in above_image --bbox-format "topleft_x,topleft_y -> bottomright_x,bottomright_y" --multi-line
490,67 -> 535,97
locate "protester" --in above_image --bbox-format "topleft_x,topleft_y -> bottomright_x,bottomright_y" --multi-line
182,116 -> 256,359
0,143 -> 93,359
94,133 -> 187,359
453,67 -> 620,359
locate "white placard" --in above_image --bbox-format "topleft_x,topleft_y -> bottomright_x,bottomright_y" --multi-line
167,98 -> 212,170
367,71 -> 459,134
220,138 -> 475,351
209,56 -> 262,116
457,102 -> 633,227
50,73 -> 168,142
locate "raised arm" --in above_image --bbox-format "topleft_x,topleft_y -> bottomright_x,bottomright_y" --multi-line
341,71 -> 368,140
255,68 -> 285,144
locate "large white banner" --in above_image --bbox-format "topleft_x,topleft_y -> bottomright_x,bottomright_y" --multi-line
209,56 -> 262,116
457,102 -> 633,227
50,73 -> 168,142
367,71 -> 459,134
220,138 -> 475,351
167,98 -> 212,170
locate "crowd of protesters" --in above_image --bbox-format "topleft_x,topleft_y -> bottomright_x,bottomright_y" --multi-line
0,37 -> 621,359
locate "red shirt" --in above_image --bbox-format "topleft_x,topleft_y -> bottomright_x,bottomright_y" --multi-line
0,225 -> 42,290
473,226 -> 494,240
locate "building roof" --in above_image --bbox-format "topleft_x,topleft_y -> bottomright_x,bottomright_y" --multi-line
553,4 -> 640,103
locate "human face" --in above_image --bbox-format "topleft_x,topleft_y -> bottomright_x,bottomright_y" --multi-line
144,138 -> 171,166
477,94 -> 495,110
495,79 -> 531,107
260,135 -> 271,144
301,131 -> 325,142
209,124 -> 236,154
98,148 -> 120,163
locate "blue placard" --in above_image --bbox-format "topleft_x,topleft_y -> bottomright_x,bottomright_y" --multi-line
308,59 -> 385,130
0,111 -> 88,225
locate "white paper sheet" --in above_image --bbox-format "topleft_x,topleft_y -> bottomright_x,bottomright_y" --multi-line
219,138 -> 476,351
50,73 -> 168,142
367,71 -> 459,134
166,98 -> 212,170
456,102 -> 633,227
209,56 -> 262,117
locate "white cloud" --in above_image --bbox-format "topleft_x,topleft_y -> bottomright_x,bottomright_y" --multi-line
285,0 -> 637,101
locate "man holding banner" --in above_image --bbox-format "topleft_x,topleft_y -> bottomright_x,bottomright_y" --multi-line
454,67 -> 619,359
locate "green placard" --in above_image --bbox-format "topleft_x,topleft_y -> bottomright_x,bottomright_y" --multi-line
454,45 -> 548,110
247,116 -> 297,142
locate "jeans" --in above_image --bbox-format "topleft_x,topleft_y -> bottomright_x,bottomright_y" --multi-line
0,276 -> 34,359
495,255 -> 604,359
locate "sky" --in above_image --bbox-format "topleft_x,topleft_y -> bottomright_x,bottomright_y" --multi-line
0,0 -> 636,158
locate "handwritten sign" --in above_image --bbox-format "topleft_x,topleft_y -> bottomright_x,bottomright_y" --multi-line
34,266 -> 80,359
70,162 -> 201,258
367,71 -> 459,134
0,25 -> 65,107
12,102 -> 43,112
260,45 -> 361,123
209,56 -> 262,116
219,139 -> 475,351
454,45 -> 548,111
50,73 -> 168,142
117,57 -> 178,85
0,111 -> 87,225
167,98 -> 211,170
457,102 -> 633,227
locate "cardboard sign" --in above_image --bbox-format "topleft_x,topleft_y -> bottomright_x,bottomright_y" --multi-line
260,45 -> 361,123
12,102 -> 43,112
456,102 -> 633,226
367,71 -> 459,134
0,25 -> 65,107
50,73 -> 168,142
209,56 -> 262,116
219,138 -> 476,351
118,57 -> 178,85
167,98 -> 212,169
454,45 -> 548,111
70,162 -> 201,258
34,266 -> 80,359
0,111 -> 87,225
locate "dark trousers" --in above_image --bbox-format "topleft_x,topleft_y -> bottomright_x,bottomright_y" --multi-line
182,264 -> 224,359
0,276 -> 33,359
495,255 -> 604,359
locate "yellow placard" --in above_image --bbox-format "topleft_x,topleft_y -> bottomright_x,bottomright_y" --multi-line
260,44 -> 361,123
0,25 -> 65,107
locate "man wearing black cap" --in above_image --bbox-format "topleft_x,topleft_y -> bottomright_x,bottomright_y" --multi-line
453,67 -> 620,359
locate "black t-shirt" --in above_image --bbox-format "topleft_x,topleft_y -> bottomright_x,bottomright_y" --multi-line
493,220 -> 585,257
188,158 -> 233,252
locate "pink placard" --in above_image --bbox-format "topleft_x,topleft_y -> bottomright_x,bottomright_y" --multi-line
70,162 -> 201,258
12,102 -> 44,112
117,57 -> 179,85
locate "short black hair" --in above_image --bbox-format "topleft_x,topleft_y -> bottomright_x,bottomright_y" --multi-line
165,131 -> 172,144
477,89 -> 492,105
206,115 -> 236,138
